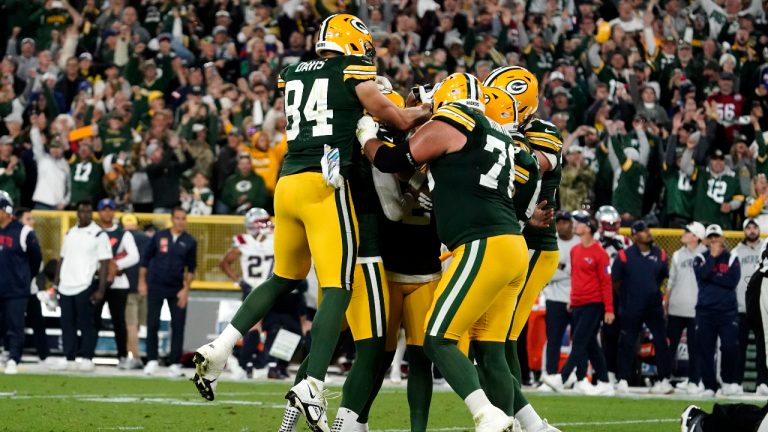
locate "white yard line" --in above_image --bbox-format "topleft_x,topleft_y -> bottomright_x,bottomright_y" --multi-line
371,419 -> 680,432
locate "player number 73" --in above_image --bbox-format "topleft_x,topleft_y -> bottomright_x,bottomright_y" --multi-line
479,135 -> 515,198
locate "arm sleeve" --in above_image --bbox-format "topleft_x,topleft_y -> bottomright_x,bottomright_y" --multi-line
681,148 -> 696,177
372,167 -> 408,222
141,236 -> 157,268
600,251 -> 614,313
608,134 -> 626,171
116,231 -> 140,270
636,130 -> 650,166
96,232 -> 114,261
186,238 -> 197,274
611,255 -> 624,282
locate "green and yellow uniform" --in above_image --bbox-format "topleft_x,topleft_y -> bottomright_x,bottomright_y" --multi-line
69,156 -> 103,205
424,103 -> 528,343
507,119 -> 563,343
610,135 -> 648,219
343,126 -> 392,342
691,167 -> 744,228
272,54 -> 376,290
510,136 -> 542,228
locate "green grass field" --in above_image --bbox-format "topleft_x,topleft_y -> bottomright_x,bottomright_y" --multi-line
0,374 -> 751,431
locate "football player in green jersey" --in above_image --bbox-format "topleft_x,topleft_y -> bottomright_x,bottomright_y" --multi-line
483,64 -> 563,409
357,72 -> 528,432
483,85 -> 560,432
191,14 -> 431,432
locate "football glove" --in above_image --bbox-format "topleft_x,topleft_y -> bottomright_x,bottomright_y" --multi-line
417,192 -> 433,211
321,144 -> 344,189
356,116 -> 379,148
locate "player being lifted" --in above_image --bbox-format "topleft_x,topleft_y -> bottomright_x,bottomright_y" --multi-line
357,72 -> 528,432
483,86 -> 560,432
192,13 -> 431,432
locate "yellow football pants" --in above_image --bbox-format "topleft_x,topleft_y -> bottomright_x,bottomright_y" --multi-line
386,278 -> 440,351
425,235 -> 529,343
272,172 -> 358,289
507,249 -> 559,341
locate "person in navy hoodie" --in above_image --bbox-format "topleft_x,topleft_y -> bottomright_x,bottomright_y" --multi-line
612,220 -> 673,394
693,224 -> 741,396
0,190 -> 42,374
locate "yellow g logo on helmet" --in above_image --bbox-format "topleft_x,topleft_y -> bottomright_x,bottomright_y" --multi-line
432,73 -> 485,114
483,86 -> 519,133
483,66 -> 539,124
315,14 -> 375,58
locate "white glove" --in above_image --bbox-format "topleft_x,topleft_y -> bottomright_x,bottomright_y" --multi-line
418,85 -> 435,104
321,144 -> 344,189
356,116 -> 379,148
417,192 -> 433,211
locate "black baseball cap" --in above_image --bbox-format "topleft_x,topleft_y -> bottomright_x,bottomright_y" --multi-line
710,149 -> 726,160
631,220 -> 649,235
555,210 -> 572,221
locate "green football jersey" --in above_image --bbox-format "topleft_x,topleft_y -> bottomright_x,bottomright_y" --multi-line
522,118 -> 563,251
661,163 -> 695,219
610,135 -> 648,218
510,134 -> 542,227
69,158 -> 104,204
100,128 -> 134,156
277,55 -> 376,177
692,167 -> 744,228
428,103 -> 521,250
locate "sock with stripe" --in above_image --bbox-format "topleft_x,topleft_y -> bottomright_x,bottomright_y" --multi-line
356,350 -> 395,423
474,341 -> 515,415
230,275 -> 301,334
406,345 -> 433,432
423,335 -> 481,400
505,340 -> 523,383
306,288 -> 351,380
340,337 -> 386,414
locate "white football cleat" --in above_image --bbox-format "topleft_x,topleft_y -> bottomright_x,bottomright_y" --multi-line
593,380 -> 615,396
573,378 -> 596,395
168,363 -> 184,378
143,360 -> 159,376
192,342 -> 230,401
530,419 -> 561,432
278,403 -> 301,432
4,359 -> 18,375
757,383 -> 768,396
541,374 -> 565,393
650,379 -> 674,395
285,379 -> 331,432
473,405 -> 518,432
615,379 -> 629,394
79,359 -> 95,372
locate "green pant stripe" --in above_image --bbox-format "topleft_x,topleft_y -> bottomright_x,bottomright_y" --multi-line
428,239 -> 486,337
507,249 -> 540,338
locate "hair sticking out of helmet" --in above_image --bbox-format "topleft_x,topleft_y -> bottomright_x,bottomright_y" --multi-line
315,14 -> 375,59
245,207 -> 273,236
596,205 -> 621,236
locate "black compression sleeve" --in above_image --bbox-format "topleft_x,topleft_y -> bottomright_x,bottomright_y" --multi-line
372,143 -> 417,173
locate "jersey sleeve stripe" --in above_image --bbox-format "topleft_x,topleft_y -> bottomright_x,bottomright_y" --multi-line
621,159 -> 633,171
527,139 -> 560,152
527,132 -> 562,145
344,73 -> 377,81
515,165 -> 530,178
432,110 -> 475,131
344,65 -> 377,73
514,173 -> 528,184
441,105 -> 476,127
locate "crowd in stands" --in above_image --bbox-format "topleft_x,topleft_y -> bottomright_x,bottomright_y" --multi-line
0,0 -> 764,226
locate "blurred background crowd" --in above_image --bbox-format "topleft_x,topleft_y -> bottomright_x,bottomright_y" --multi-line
0,0 -> 766,228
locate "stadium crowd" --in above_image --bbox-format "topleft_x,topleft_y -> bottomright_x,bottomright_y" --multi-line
0,0 -> 763,226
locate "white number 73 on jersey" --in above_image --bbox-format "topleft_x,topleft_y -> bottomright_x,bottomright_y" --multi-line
284,79 -> 334,140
